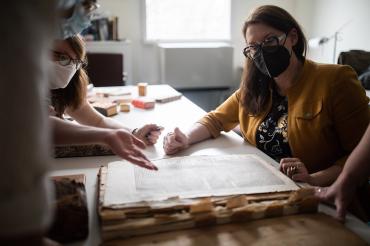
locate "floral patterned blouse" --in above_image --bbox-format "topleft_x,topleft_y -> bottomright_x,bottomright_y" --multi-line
256,89 -> 292,162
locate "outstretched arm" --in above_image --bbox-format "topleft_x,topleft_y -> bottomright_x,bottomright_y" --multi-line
163,123 -> 212,155
280,158 -> 342,186
316,124 -> 370,220
67,100 -> 163,145
51,116 -> 157,170
67,100 -> 130,130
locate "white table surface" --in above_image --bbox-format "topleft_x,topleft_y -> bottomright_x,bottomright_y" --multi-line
51,85 -> 370,245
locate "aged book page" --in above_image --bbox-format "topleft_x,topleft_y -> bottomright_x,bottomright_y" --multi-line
104,154 -> 298,206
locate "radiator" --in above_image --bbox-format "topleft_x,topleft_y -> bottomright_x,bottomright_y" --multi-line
158,42 -> 233,89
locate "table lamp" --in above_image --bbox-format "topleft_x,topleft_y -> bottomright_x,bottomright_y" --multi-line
308,34 -> 339,63
308,20 -> 352,63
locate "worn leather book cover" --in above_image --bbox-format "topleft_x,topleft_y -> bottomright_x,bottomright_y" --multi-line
55,144 -> 114,158
48,174 -> 89,243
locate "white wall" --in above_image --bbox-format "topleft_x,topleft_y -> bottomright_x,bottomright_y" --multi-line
97,0 -> 370,85
295,0 -> 370,63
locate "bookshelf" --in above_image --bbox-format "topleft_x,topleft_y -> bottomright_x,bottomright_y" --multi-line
85,40 -> 133,84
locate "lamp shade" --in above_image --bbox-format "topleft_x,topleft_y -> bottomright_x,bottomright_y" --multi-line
308,37 -> 330,48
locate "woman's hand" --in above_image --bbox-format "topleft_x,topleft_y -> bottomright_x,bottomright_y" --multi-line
133,124 -> 164,145
315,177 -> 356,222
163,127 -> 189,155
280,157 -> 310,183
102,129 -> 158,170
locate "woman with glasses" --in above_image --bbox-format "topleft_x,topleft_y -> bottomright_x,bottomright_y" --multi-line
49,35 -> 162,170
163,5 -> 369,187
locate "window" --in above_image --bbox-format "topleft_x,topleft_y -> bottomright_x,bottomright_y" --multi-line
145,0 -> 231,42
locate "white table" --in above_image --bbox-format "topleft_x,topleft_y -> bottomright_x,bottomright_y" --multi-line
51,85 -> 370,245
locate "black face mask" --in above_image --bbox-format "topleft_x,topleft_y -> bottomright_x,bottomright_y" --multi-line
253,45 -> 291,78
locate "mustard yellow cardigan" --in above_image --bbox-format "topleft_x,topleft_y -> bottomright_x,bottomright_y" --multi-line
199,60 -> 369,173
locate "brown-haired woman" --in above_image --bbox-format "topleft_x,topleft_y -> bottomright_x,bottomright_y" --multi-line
49,35 -> 162,170
163,5 -> 369,186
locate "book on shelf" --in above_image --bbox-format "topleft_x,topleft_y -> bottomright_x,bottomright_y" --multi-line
82,16 -> 119,41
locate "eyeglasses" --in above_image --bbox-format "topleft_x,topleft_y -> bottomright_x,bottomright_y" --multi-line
243,33 -> 287,60
53,51 -> 87,69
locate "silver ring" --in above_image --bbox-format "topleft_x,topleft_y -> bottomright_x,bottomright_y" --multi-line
291,166 -> 297,174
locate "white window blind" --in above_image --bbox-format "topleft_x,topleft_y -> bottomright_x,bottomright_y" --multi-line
145,0 -> 231,42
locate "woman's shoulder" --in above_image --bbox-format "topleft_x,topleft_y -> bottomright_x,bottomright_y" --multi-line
304,60 -> 367,108
290,59 -> 362,100
305,59 -> 357,80
303,59 -> 359,90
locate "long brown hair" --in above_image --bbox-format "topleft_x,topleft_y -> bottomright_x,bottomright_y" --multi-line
51,35 -> 89,117
240,5 -> 307,115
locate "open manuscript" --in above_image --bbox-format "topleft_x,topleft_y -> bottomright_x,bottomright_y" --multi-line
98,154 -> 319,242
104,154 -> 298,207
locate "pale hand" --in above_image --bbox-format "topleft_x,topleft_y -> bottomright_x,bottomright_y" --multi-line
133,124 -> 163,145
280,157 -> 310,183
163,127 -> 189,155
103,129 -> 158,170
315,178 -> 356,221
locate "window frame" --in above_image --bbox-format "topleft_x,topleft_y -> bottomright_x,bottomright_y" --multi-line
141,0 -> 232,44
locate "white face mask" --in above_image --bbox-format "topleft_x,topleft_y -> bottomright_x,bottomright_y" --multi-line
49,61 -> 78,90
